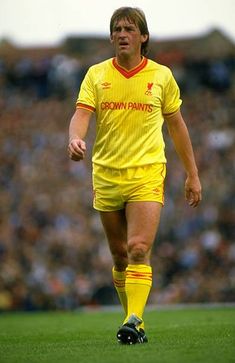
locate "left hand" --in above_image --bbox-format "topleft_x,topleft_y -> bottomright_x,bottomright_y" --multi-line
185,174 -> 202,208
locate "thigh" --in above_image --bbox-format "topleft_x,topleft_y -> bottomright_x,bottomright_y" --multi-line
126,201 -> 162,262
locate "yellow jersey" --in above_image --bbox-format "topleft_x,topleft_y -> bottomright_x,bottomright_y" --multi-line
76,57 -> 182,169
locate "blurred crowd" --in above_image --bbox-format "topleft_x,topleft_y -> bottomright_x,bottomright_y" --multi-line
0,47 -> 234,311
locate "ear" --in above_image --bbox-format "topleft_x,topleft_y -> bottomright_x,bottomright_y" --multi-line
141,34 -> 148,44
110,34 -> 114,44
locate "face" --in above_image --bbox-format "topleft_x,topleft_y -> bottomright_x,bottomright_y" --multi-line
110,18 -> 148,58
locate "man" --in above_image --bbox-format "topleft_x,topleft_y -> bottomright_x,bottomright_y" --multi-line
68,7 -> 202,344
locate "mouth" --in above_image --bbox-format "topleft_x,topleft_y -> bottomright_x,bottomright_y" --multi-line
119,41 -> 129,48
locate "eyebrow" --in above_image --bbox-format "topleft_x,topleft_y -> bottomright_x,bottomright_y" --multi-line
113,22 -> 137,30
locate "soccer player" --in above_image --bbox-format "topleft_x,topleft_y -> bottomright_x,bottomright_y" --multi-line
68,7 -> 202,344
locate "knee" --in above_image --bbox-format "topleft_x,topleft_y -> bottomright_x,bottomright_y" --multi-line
127,237 -> 150,263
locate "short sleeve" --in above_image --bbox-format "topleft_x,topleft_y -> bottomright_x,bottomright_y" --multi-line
76,67 -> 96,111
162,71 -> 182,115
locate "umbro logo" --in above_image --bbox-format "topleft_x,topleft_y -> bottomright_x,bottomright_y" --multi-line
101,82 -> 111,89
152,187 -> 160,194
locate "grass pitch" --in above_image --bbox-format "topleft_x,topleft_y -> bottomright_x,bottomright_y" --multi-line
0,306 -> 234,363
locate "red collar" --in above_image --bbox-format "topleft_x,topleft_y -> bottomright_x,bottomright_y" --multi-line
112,57 -> 148,78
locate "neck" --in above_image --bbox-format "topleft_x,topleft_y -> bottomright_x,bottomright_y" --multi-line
116,54 -> 143,70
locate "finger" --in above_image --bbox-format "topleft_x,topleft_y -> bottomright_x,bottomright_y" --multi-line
189,192 -> 201,208
71,154 -> 83,161
67,147 -> 84,161
68,149 -> 83,161
69,142 -> 84,155
80,140 -> 86,151
68,143 -> 85,158
185,188 -> 192,202
71,140 -> 86,153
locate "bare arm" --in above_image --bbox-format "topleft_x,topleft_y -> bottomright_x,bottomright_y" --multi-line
68,108 -> 93,161
165,110 -> 202,207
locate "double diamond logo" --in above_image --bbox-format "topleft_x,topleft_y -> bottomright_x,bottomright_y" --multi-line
101,82 -> 111,89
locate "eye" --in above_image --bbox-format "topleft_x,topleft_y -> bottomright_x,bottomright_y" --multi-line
113,26 -> 121,32
126,26 -> 135,32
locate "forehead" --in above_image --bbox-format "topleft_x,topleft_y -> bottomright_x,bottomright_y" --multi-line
113,17 -> 138,28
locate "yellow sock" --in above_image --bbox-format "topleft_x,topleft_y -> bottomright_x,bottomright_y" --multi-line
112,267 -> 127,315
124,264 -> 152,330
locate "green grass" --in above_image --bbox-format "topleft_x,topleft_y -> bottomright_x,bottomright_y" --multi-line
0,306 -> 234,363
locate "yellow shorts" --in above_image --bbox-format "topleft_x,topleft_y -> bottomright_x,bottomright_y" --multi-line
92,163 -> 166,211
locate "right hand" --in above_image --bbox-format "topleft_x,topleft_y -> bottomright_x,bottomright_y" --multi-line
68,138 -> 86,161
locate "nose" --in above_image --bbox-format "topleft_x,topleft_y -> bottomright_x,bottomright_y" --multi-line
118,27 -> 127,37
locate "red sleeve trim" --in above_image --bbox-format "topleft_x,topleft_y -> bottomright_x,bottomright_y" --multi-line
163,108 -> 180,117
76,103 -> 95,112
